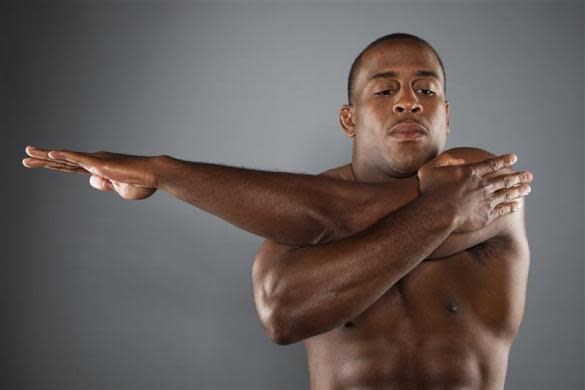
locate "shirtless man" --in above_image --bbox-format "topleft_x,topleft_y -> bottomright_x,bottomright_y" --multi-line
22,33 -> 532,389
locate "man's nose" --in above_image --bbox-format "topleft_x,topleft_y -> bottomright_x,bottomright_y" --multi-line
393,92 -> 423,114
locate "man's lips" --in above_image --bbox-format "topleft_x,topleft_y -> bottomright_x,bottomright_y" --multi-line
388,122 -> 427,139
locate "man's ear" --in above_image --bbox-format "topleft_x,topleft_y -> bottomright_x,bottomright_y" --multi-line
445,101 -> 451,134
339,104 -> 357,138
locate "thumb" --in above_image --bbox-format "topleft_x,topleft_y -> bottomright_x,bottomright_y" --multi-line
432,153 -> 466,168
89,175 -> 114,192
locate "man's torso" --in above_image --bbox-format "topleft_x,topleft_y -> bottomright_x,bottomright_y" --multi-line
304,163 -> 528,390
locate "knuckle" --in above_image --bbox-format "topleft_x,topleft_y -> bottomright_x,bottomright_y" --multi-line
489,196 -> 498,210
489,158 -> 501,171
460,165 -> 474,178
488,159 -> 497,171
504,191 -> 512,202
504,176 -> 512,188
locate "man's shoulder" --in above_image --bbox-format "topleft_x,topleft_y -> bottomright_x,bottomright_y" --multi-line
448,147 -> 530,254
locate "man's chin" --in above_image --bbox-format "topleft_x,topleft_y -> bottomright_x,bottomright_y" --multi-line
391,168 -> 419,178
386,158 -> 426,177
386,148 -> 438,174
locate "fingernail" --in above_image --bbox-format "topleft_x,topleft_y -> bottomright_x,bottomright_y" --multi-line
510,154 -> 517,163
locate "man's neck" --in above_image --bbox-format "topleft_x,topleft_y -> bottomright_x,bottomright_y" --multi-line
350,160 -> 417,184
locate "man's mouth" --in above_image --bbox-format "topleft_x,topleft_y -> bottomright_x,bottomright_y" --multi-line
387,121 -> 427,140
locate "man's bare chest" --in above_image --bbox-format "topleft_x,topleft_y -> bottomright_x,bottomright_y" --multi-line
340,237 -> 513,335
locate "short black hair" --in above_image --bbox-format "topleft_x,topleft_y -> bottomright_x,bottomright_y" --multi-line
347,33 -> 446,104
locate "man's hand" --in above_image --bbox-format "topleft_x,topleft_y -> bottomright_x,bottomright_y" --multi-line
417,152 -> 533,233
22,146 -> 159,200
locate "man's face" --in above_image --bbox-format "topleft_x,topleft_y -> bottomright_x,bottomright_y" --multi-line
342,40 -> 450,178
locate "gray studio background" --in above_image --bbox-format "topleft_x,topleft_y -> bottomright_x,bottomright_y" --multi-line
3,1 -> 583,389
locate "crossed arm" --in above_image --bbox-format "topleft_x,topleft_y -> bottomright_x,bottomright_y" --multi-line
251,147 -> 528,344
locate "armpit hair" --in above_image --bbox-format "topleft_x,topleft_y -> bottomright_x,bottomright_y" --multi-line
467,236 -> 511,266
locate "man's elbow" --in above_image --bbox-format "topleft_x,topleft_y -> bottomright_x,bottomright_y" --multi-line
252,267 -> 301,345
255,292 -> 300,345
262,307 -> 298,345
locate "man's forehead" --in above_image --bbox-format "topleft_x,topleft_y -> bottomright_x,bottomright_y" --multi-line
357,40 -> 443,83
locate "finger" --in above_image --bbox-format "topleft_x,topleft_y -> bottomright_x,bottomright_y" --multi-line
47,149 -> 96,167
43,164 -> 89,174
23,157 -> 87,172
470,154 -> 517,177
23,156 -> 64,168
435,155 -> 466,168
489,201 -> 521,222
431,152 -> 465,168
25,146 -> 83,169
490,183 -> 531,206
486,170 -> 533,192
25,145 -> 53,159
89,175 -> 114,191
22,156 -> 45,168
22,157 -> 89,174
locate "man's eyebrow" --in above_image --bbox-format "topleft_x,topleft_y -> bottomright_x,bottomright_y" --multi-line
415,70 -> 440,79
368,70 -> 440,81
369,71 -> 398,81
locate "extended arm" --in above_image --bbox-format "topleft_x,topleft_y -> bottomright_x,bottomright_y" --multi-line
22,147 -> 530,258
155,147 -> 530,258
22,146 -> 415,246
156,147 -> 532,258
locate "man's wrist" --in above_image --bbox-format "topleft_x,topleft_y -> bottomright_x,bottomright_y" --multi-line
150,154 -> 176,190
418,191 -> 459,234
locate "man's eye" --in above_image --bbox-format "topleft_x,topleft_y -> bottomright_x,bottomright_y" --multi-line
417,89 -> 436,96
375,90 -> 395,96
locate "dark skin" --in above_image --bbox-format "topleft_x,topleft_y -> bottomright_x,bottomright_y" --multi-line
22,39 -> 532,389
253,40 -> 531,390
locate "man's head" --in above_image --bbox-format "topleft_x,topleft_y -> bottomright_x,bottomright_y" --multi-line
340,33 -> 450,179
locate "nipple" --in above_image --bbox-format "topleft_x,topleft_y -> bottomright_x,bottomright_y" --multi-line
343,321 -> 355,329
446,301 -> 459,314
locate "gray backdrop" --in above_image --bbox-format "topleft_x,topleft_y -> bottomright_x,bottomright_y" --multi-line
3,1 -> 584,389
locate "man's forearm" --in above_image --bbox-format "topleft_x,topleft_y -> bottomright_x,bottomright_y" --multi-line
154,155 -> 417,246
254,192 -> 457,344
154,155 -> 488,258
